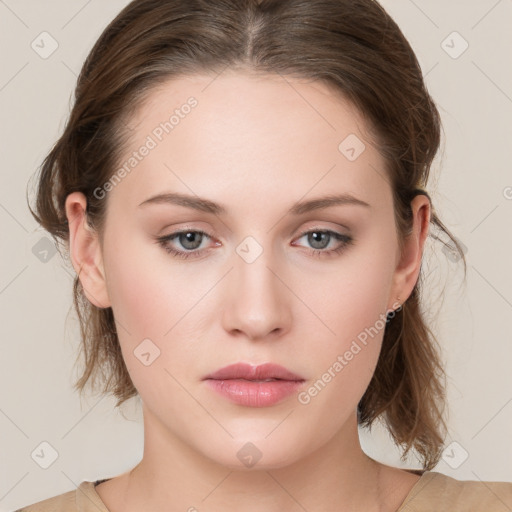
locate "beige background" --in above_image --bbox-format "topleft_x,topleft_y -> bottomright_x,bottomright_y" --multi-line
1,0 -> 511,509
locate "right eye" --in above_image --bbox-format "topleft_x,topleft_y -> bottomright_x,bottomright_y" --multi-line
155,229 -> 219,259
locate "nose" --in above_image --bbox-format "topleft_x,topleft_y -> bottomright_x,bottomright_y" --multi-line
221,248 -> 292,341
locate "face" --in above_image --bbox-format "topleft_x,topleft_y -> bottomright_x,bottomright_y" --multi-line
68,70 -> 424,470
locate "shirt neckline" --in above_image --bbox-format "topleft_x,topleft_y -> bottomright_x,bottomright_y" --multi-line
82,470 -> 435,511
396,470 -> 437,511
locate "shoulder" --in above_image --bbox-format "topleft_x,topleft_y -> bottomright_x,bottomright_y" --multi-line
399,471 -> 512,511
14,481 -> 109,512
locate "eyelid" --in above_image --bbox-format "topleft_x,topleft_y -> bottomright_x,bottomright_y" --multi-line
292,223 -> 351,239
292,227 -> 352,246
298,222 -> 348,232
160,223 -> 349,243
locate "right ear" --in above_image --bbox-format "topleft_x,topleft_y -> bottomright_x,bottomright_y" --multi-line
65,192 -> 111,309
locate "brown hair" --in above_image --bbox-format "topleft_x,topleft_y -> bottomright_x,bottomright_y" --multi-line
27,0 -> 467,470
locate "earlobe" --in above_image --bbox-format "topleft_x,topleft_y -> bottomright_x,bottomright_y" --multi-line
65,192 -> 111,309
388,195 -> 431,310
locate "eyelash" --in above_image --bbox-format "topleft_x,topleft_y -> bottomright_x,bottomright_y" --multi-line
155,228 -> 354,260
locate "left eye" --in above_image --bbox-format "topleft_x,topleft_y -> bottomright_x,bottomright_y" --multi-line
292,229 -> 353,256
156,228 -> 353,260
295,230 -> 339,250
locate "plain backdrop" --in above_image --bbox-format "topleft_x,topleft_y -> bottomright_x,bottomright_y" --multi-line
1,0 -> 511,509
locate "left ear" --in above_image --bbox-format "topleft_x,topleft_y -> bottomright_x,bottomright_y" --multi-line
388,194 -> 431,310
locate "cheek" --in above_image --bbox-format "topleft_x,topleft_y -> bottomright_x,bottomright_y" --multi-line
293,239 -> 395,400
294,290 -> 387,422
102,226 -> 200,335
302,284 -> 386,383
101,229 -> 214,383
304,250 -> 394,346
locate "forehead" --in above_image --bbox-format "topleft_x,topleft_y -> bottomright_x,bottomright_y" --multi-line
108,70 -> 390,214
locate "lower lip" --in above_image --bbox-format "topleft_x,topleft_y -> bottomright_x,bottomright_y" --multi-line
204,379 -> 304,407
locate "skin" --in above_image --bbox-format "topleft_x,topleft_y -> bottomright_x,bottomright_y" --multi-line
65,70 -> 430,512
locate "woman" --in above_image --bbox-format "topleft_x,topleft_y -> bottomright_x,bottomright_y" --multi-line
17,0 -> 512,510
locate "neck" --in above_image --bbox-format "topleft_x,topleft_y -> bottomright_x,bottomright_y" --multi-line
121,406 -> 390,512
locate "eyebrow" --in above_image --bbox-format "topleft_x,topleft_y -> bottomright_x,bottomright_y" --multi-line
138,192 -> 371,215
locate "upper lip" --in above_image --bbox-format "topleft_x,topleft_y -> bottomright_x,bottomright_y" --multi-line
203,362 -> 304,381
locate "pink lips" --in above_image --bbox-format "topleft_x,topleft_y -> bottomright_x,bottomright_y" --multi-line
203,363 -> 305,407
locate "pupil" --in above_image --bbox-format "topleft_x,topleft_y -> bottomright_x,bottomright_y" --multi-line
180,232 -> 202,250
309,232 -> 329,249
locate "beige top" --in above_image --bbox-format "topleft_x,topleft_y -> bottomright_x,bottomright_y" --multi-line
15,470 -> 512,511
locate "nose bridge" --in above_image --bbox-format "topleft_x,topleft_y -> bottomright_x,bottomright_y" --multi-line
222,238 -> 291,340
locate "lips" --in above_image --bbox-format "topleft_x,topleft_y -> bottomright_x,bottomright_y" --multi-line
203,363 -> 305,407
203,362 -> 304,382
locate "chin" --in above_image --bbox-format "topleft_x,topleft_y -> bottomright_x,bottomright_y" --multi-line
196,433 -> 313,472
